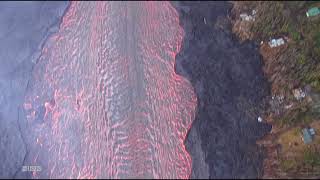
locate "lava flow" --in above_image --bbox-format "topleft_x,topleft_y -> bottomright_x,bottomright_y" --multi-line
23,1 -> 196,179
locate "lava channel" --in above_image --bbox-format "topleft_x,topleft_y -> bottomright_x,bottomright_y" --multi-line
23,1 -> 196,179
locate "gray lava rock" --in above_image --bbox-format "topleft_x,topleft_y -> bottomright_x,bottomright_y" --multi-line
0,1 -> 69,178
172,1 -> 271,178
0,114 -> 26,178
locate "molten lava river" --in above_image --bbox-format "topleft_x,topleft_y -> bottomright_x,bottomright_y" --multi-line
22,1 -> 196,179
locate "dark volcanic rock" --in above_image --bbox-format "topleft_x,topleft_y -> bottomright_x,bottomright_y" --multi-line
0,2 -> 69,178
171,1 -> 272,179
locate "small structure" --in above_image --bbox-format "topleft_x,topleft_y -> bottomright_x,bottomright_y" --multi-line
293,88 -> 306,101
306,7 -> 320,17
268,38 -> 285,48
258,116 -> 263,122
284,104 -> 293,109
309,128 -> 316,136
301,128 -> 315,144
252,10 -> 257,16
240,13 -> 255,22
239,10 -> 256,22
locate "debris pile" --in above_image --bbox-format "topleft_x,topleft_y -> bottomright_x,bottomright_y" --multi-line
268,38 -> 285,48
293,88 -> 306,101
239,9 -> 256,22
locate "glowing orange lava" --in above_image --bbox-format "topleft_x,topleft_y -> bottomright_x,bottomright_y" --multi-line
24,1 -> 196,179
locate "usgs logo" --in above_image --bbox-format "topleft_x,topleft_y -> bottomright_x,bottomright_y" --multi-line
22,165 -> 42,172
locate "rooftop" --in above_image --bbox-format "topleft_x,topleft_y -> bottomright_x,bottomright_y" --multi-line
301,128 -> 314,144
306,7 -> 320,17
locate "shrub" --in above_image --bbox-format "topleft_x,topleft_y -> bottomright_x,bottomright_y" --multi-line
303,149 -> 320,167
297,53 -> 307,65
280,158 -> 299,171
315,32 -> 320,48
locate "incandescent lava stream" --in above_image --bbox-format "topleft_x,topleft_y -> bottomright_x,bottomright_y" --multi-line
22,1 -> 196,179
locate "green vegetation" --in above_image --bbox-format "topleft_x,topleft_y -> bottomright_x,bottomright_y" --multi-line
314,32 -> 320,59
276,96 -> 320,127
303,67 -> 320,91
247,1 -> 320,136
280,158 -> 299,172
303,149 -> 320,167
250,1 -> 320,93
293,127 -> 300,136
315,32 -> 320,47
297,53 -> 307,65
278,106 -> 312,127
279,149 -> 320,174
234,2 -> 320,178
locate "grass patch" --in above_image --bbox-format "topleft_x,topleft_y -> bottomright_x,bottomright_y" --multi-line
315,32 -> 320,48
293,127 -> 300,136
297,53 -> 307,65
280,158 -> 299,172
303,149 -> 320,167
249,1 -> 320,94
303,69 -> 320,92
278,105 -> 312,127
286,22 -> 301,42
279,148 -> 320,175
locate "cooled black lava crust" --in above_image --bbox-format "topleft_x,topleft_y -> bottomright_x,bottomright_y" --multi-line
171,1 -> 272,179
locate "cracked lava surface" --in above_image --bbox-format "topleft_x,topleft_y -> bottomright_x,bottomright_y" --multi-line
22,1 -> 196,179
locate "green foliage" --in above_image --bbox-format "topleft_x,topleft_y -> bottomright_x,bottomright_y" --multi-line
293,128 -> 300,136
314,47 -> 320,61
303,69 -> 320,92
291,30 -> 301,42
279,149 -> 320,174
278,104 -> 317,128
302,114 -> 313,124
244,3 -> 320,177
311,80 -> 320,92
297,53 -> 307,65
315,32 -> 320,47
303,149 -> 320,167
280,21 -> 289,33
251,2 -> 287,40
311,29 -> 320,59
284,22 -> 301,42
280,158 -> 299,171
304,1 -> 320,13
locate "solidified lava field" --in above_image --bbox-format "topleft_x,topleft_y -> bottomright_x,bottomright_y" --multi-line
172,1 -> 272,179
0,1 -> 273,179
21,1 -> 196,179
